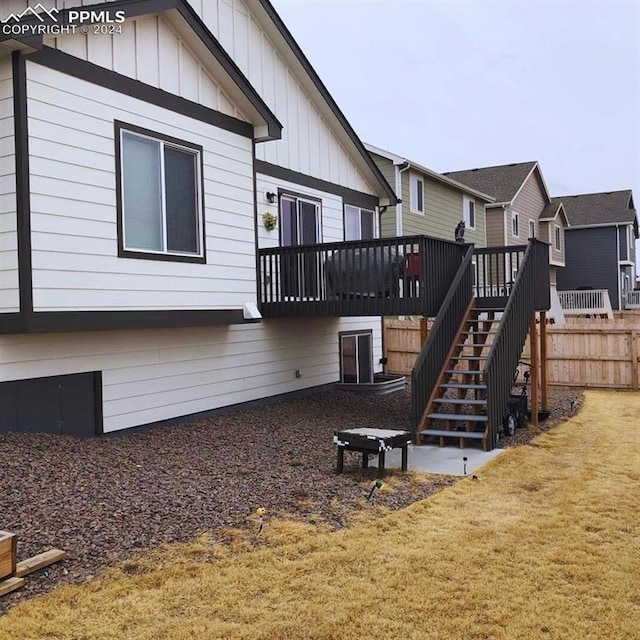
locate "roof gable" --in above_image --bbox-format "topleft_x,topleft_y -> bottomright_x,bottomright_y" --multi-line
551,190 -> 637,228
443,161 -> 540,205
3,0 -> 282,141
248,0 -> 397,203
539,201 -> 569,226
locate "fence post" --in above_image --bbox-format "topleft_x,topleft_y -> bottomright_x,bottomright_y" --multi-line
420,316 -> 429,346
632,330 -> 639,391
530,313 -> 539,426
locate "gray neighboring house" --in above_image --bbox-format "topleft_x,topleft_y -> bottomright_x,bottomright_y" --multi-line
552,190 -> 638,310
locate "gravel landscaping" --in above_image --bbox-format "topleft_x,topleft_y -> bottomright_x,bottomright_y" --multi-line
0,383 -> 581,614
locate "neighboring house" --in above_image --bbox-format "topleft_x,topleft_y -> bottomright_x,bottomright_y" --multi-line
552,190 -> 638,310
365,144 -> 493,247
443,161 -> 568,279
443,161 -> 568,320
0,0 -> 398,436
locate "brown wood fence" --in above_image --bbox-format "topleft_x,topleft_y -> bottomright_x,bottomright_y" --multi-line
383,316 -> 640,390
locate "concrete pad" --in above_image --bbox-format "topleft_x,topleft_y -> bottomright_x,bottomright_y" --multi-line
371,444 -> 504,477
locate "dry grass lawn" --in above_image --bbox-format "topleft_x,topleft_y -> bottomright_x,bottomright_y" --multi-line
1,389 -> 638,639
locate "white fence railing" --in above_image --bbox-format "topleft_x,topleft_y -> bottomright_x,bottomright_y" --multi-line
558,289 -> 614,319
625,290 -> 640,309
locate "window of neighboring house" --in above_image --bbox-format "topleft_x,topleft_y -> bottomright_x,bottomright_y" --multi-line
463,197 -> 475,229
117,123 -> 204,261
409,174 -> 424,213
529,220 -> 536,239
512,212 -> 519,237
344,204 -> 375,241
339,331 -> 373,384
555,225 -> 561,251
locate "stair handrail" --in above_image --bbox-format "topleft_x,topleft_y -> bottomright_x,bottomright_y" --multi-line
483,239 -> 549,446
411,243 -> 474,440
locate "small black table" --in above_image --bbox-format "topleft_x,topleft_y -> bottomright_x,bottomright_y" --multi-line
333,428 -> 412,477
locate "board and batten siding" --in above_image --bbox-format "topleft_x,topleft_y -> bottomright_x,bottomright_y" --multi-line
0,55 -> 19,313
32,0 -> 377,196
26,61 -> 256,312
46,13 -> 247,122
186,0 -> 376,194
0,316 -> 382,432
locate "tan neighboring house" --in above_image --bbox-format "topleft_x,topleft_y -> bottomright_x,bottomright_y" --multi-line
365,144 -> 493,247
444,161 -> 568,320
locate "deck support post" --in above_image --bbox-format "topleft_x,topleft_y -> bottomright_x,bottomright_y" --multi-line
530,313 -> 539,427
540,311 -> 548,411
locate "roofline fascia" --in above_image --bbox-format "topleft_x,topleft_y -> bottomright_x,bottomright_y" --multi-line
564,221 -> 633,230
365,143 -> 495,203
255,0 -> 398,205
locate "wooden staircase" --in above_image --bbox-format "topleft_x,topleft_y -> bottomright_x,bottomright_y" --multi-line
418,306 -> 502,450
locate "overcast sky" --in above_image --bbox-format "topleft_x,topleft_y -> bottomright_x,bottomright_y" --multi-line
272,0 -> 640,253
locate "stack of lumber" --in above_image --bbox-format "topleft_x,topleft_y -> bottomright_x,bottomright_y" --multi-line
0,530 -> 66,597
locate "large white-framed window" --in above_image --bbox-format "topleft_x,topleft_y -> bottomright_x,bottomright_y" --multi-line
512,212 -> 519,237
116,121 -> 204,262
554,225 -> 562,251
339,330 -> 373,384
463,196 -> 476,229
628,225 -> 634,255
344,204 -> 375,241
409,173 -> 424,213
529,220 -> 536,239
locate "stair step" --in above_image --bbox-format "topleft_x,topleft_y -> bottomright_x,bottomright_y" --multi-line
452,356 -> 489,361
421,429 -> 485,440
443,370 -> 487,376
460,330 -> 497,335
427,413 -> 488,422
440,383 -> 487,390
433,398 -> 487,406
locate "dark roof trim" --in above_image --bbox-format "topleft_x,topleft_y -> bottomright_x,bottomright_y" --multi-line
26,47 -> 255,138
256,160 -> 379,210
256,0 -> 398,205
0,309 -> 252,334
8,0 -> 282,140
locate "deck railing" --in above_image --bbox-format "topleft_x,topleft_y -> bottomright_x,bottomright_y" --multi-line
257,235 -> 466,318
410,244 -> 474,440
558,289 -> 614,318
484,239 -> 549,447
624,290 -> 640,310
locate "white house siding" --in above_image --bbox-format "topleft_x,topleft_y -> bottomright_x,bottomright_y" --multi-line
186,0 -> 376,195
0,55 -> 19,312
45,13 -> 247,122
0,316 -> 382,432
26,61 -> 256,312
256,173 -> 345,249
6,0 -> 377,196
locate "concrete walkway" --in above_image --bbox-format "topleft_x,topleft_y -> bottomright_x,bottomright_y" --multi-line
371,444 -> 504,476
